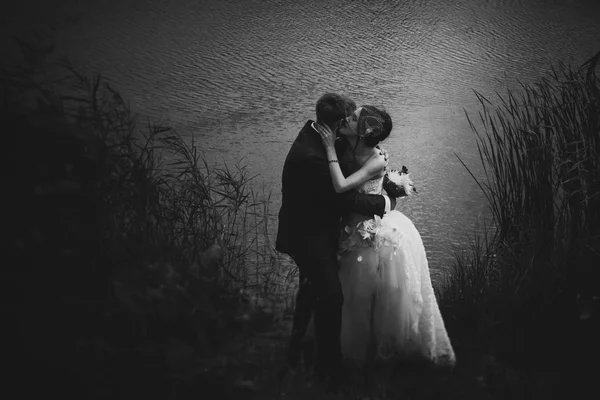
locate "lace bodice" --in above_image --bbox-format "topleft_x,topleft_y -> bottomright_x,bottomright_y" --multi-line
358,176 -> 384,195
340,148 -> 388,251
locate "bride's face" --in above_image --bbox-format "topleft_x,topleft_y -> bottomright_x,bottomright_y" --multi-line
338,107 -> 362,137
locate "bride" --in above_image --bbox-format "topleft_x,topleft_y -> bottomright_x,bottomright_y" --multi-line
316,105 -> 455,367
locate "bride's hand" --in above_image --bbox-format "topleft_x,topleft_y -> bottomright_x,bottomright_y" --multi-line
317,123 -> 336,150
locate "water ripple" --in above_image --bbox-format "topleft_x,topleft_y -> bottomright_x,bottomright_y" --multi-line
5,0 -> 597,272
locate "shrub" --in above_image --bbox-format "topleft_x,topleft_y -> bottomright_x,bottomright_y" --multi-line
3,30 -> 291,395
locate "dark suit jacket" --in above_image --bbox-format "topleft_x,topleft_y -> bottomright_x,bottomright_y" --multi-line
275,120 -> 387,258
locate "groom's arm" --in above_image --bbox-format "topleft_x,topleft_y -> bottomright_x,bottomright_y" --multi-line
337,189 -> 392,218
309,153 -> 393,218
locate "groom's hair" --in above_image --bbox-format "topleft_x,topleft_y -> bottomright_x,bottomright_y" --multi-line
316,93 -> 356,131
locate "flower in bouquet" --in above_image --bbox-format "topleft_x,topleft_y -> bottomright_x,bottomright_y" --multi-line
356,215 -> 382,245
384,165 -> 417,197
352,214 -> 405,261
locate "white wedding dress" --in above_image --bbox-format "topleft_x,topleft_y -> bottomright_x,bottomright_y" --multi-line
338,175 -> 456,366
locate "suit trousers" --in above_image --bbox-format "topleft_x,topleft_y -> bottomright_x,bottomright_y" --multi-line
288,233 -> 343,373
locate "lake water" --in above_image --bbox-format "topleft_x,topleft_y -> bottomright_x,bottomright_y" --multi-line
2,0 -> 599,279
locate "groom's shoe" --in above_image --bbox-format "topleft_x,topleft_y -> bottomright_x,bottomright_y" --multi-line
313,363 -> 343,394
317,372 -> 341,394
301,338 -> 316,373
277,363 -> 297,386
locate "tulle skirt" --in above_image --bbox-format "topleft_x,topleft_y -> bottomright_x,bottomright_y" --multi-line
338,210 -> 456,366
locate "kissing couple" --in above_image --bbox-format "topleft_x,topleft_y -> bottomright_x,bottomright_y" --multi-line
275,93 -> 456,389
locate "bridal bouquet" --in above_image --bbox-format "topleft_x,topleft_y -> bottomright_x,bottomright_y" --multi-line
383,165 -> 417,198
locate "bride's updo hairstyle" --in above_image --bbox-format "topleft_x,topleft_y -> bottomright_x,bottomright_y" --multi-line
357,105 -> 392,147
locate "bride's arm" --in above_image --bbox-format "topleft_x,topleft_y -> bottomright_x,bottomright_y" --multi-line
324,146 -> 386,193
318,124 -> 386,193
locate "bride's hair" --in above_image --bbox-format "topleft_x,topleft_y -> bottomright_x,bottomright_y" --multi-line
358,105 -> 392,147
316,93 -> 357,130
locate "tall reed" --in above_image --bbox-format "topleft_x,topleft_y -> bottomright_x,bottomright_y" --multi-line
442,51 -> 600,360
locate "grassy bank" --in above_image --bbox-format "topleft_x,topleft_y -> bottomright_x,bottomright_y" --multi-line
5,30 -> 599,399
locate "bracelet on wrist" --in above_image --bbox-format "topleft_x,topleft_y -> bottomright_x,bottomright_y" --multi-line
329,159 -> 338,164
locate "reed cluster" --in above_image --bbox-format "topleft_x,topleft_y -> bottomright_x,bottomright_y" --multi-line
4,31 -> 290,396
440,51 -> 600,369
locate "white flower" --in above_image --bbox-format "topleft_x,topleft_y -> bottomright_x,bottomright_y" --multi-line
387,169 -> 415,196
359,229 -> 371,240
356,215 -> 383,247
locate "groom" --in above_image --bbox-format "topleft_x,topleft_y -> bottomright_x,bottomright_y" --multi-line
276,93 -> 397,386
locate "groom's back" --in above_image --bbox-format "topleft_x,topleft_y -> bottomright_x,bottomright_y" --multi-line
276,121 -> 340,255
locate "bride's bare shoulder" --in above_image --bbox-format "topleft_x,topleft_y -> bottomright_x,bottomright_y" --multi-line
360,147 -> 387,179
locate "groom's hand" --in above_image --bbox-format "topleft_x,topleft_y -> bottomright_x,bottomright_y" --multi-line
383,174 -> 406,198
